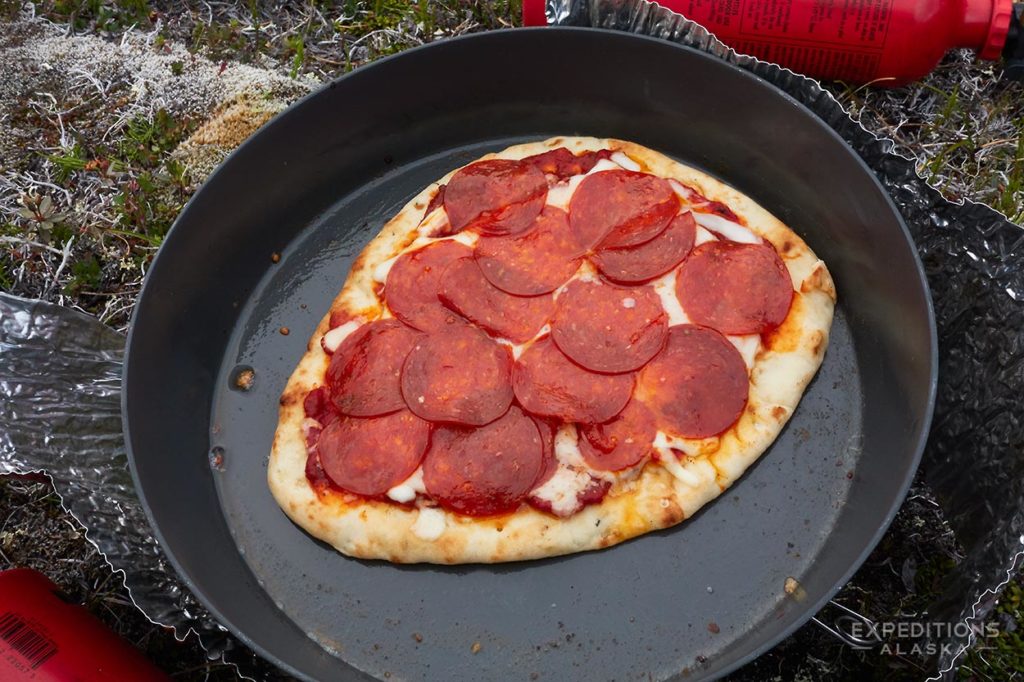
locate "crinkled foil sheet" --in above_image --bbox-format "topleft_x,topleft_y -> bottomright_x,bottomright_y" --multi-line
2,0 -> 1023,678
0,295 -> 258,675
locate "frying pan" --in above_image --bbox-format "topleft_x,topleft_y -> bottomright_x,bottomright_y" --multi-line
123,28 -> 937,681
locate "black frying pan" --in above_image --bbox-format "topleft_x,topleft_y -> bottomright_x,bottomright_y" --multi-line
123,28 -> 936,681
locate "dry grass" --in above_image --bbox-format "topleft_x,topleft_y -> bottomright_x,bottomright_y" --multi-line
830,50 -> 1024,223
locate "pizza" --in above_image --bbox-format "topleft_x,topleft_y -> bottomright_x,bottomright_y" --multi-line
268,136 -> 836,564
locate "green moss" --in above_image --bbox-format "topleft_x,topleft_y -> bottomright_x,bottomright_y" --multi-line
0,259 -> 12,291
959,579 -> 1024,680
64,253 -> 101,294
913,82 -> 1024,221
105,109 -> 195,244
190,19 -> 252,62
914,555 -> 958,607
49,222 -> 74,245
112,171 -> 177,243
415,0 -> 432,34
45,143 -> 88,184
33,0 -> 152,32
117,109 -> 196,169
996,131 -> 1024,224
0,0 -> 20,19
0,225 -> 15,290
286,33 -> 305,79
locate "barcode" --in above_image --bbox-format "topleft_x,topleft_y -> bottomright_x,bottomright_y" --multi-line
0,612 -> 57,670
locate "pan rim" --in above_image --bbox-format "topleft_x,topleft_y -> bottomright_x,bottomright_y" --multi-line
122,26 -> 939,682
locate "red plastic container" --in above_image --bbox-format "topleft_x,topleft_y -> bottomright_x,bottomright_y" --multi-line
0,568 -> 169,681
523,0 -> 1016,85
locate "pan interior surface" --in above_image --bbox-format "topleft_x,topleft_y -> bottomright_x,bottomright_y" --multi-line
124,29 -> 935,682
212,140 -> 864,681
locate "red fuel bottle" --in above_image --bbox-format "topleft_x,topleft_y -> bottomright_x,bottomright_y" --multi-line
523,0 -> 1022,85
0,568 -> 170,681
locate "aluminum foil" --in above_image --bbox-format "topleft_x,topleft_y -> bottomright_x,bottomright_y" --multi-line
0,294 -> 260,677
546,0 -> 1024,677
1,1 -> 1022,678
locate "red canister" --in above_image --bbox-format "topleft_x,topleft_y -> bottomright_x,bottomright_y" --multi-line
523,0 -> 1018,85
0,568 -> 170,681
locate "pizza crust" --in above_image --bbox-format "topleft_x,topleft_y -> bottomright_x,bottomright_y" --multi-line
268,136 -> 836,564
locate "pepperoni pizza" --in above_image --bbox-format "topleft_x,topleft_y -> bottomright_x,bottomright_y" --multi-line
268,137 -> 836,564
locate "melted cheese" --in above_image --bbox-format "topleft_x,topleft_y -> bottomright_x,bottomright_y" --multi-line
446,231 -> 478,247
530,425 -> 601,517
573,263 -> 597,283
531,466 -> 592,517
610,151 -> 641,171
650,269 -> 690,326
494,338 -> 519,360
373,254 -> 400,283
545,157 -> 624,210
653,431 -> 700,458
553,424 -> 586,467
321,320 -> 362,353
668,178 -> 695,203
651,440 -> 702,486
386,466 -> 426,503
694,226 -> 717,246
417,206 -> 450,236
727,334 -> 761,370
411,506 -> 446,540
546,175 -> 586,210
588,158 -> 625,174
694,213 -> 761,244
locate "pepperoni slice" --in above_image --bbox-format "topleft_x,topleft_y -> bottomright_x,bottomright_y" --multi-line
550,279 -> 668,374
326,319 -> 422,416
401,324 -> 513,425
474,206 -> 583,296
591,211 -> 696,284
304,424 -> 323,452
438,257 -> 554,343
568,170 -> 679,250
530,416 -> 559,488
303,386 -> 340,426
443,159 -> 547,236
513,335 -> 633,423
305,449 -> 332,490
384,240 -> 472,331
578,400 -> 656,471
423,406 -> 543,516
675,241 -> 793,334
524,148 -> 612,180
317,410 -> 430,496
637,325 -> 748,439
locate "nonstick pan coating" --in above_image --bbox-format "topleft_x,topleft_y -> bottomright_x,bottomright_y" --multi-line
123,28 -> 936,681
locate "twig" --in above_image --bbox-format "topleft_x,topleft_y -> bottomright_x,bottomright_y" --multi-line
0,235 -> 64,255
43,236 -> 75,299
